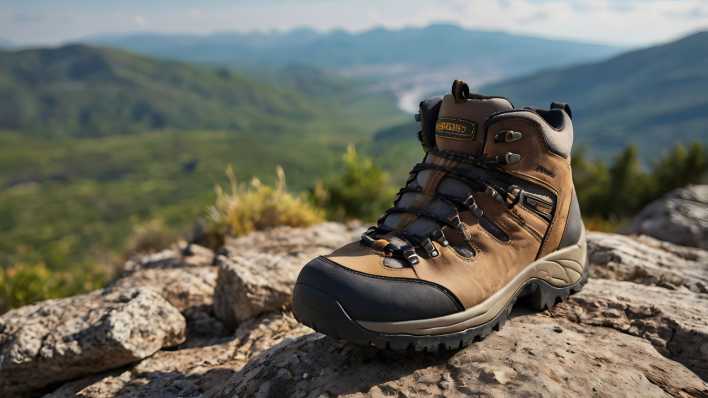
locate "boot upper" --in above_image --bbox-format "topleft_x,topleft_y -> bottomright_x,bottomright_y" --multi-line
296,80 -> 582,323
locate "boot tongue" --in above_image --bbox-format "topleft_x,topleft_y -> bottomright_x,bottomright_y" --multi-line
434,92 -> 513,155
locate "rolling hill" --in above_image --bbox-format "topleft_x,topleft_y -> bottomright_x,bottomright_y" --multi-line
89,24 -> 622,111
0,44 -> 404,271
483,30 -> 708,158
0,44 -> 399,137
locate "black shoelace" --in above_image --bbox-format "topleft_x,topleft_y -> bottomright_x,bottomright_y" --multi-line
360,148 -> 524,266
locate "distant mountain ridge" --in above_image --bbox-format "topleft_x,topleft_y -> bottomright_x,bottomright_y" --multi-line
90,24 -> 619,71
89,24 -> 622,112
482,30 -> 708,158
0,44 -> 397,137
372,30 -> 708,165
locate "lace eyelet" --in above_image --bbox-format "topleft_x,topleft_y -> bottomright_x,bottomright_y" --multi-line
495,130 -> 523,143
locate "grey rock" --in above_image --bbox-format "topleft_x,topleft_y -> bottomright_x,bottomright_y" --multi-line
627,185 -> 708,249
215,279 -> 708,397
120,242 -> 214,274
213,222 -> 363,328
0,288 -> 185,397
46,313 -> 310,398
588,232 -> 708,293
112,242 -> 226,337
10,224 -> 708,397
553,278 -> 708,379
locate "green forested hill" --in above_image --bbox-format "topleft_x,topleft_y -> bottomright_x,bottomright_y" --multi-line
0,44 -> 395,137
482,31 -> 708,158
0,44 -> 405,272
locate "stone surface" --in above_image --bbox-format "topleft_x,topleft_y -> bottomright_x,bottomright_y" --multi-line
627,185 -> 708,249
553,278 -> 708,380
46,313 -> 311,398
214,222 -> 363,328
588,232 -> 708,293
216,278 -> 708,397
3,222 -> 707,397
0,288 -> 186,397
111,242 -> 225,337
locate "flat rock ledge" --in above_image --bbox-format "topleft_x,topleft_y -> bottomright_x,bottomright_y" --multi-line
2,222 -> 708,397
0,288 -> 186,397
627,185 -> 708,249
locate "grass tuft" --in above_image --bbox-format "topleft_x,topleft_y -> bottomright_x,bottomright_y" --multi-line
207,165 -> 324,239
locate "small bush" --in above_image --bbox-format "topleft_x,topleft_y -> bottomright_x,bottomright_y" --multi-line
124,218 -> 177,255
314,145 -> 395,221
207,165 -> 323,239
573,142 -> 708,223
0,263 -> 107,313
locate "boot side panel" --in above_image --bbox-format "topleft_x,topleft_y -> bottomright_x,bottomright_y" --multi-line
483,111 -> 576,258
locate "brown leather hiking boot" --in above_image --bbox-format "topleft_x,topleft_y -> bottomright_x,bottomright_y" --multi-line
293,80 -> 588,351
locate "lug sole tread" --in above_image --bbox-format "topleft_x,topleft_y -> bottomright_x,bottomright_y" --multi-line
293,259 -> 589,353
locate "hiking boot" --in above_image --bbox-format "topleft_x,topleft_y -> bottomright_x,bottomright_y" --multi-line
293,80 -> 588,351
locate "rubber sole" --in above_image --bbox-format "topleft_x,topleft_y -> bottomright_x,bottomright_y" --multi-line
293,255 -> 589,352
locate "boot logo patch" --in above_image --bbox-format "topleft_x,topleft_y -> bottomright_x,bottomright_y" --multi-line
435,118 -> 477,139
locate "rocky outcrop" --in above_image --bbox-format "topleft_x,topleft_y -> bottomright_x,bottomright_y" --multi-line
2,222 -> 707,397
213,222 -> 363,329
627,185 -> 708,249
46,313 -> 311,398
588,232 -> 708,293
110,242 -> 224,337
217,287 -> 707,397
0,288 -> 186,396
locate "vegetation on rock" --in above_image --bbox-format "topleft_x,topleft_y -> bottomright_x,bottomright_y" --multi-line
207,166 -> 323,244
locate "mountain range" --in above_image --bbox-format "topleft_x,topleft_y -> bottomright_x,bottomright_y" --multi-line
374,30 -> 708,168
0,44 -> 401,137
484,31 -> 708,158
89,24 -> 622,111
1,25 -> 707,274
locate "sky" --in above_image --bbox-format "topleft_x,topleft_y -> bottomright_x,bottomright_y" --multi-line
1,0 -> 708,46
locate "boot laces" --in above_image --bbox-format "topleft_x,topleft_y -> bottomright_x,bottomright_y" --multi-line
360,148 -> 524,266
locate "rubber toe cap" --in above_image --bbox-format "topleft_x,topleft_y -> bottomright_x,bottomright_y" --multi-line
293,256 -> 463,323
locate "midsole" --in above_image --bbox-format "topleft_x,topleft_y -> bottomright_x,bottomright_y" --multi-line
357,229 -> 587,335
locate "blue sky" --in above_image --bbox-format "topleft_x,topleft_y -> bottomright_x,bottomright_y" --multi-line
1,0 -> 707,45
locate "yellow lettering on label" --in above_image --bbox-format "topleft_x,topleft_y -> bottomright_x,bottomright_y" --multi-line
436,121 -> 467,134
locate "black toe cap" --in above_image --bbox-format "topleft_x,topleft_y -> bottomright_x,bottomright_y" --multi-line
294,256 -> 463,323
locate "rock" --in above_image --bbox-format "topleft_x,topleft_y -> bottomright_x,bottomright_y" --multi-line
5,223 -> 708,397
111,266 -> 216,312
0,288 -> 186,397
588,232 -> 708,293
120,242 -> 214,273
627,185 -> 708,249
111,243 -> 225,337
214,293 -> 707,397
552,278 -> 708,380
46,313 -> 311,398
213,222 -> 363,329
222,221 -> 364,257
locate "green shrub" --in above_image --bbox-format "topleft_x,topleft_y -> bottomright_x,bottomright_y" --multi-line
207,166 -> 324,240
314,145 -> 396,221
573,142 -> 708,223
0,263 -> 108,313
